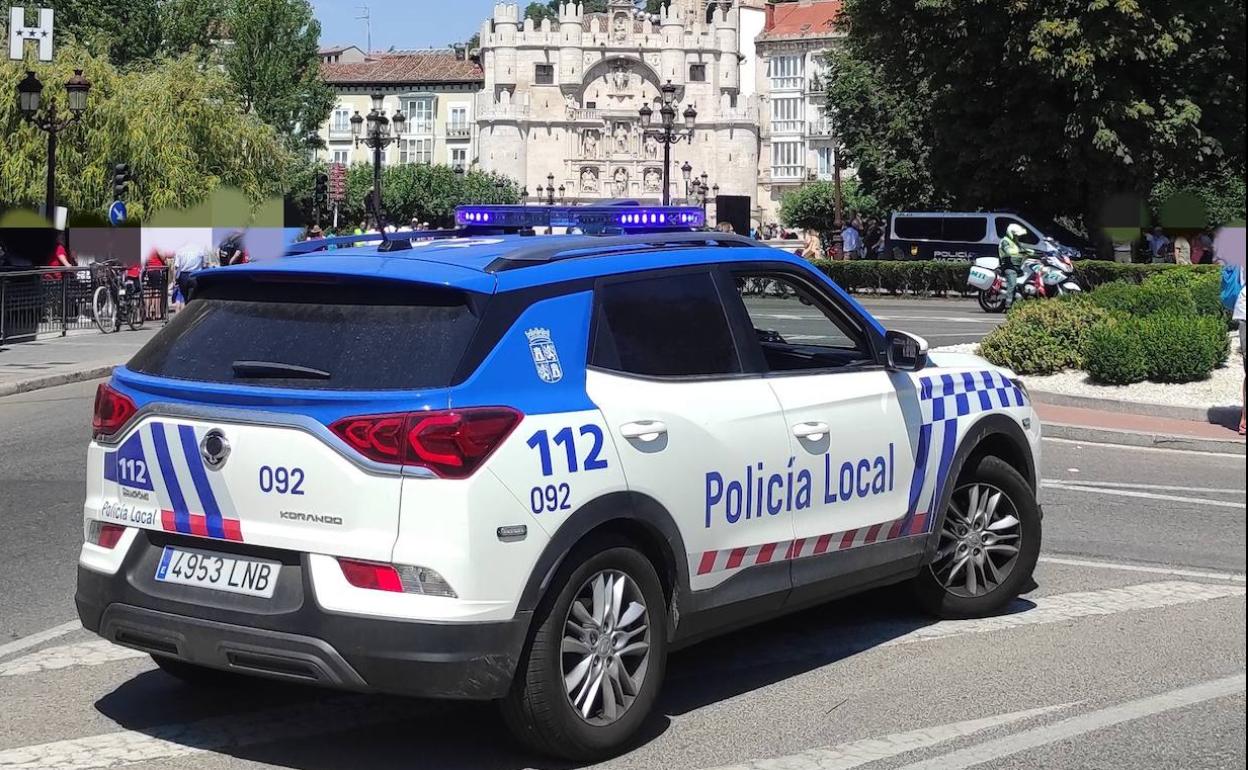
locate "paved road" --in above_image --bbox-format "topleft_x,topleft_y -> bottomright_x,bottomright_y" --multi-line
752,296 -> 1003,347
0,381 -> 1243,770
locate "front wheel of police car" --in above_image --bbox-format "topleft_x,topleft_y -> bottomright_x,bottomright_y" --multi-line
502,538 -> 668,761
912,455 -> 1042,619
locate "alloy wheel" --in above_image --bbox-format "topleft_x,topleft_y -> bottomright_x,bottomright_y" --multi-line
561,569 -> 651,726
931,482 -> 1022,598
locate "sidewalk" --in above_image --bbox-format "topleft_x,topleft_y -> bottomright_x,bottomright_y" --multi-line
0,328 -> 159,397
1037,402 -> 1245,455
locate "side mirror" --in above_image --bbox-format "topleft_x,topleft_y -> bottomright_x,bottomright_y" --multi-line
884,330 -> 929,372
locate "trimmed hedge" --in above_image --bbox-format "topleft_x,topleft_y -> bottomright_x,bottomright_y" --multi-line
979,298 -> 1112,374
811,259 -> 1219,296
1084,319 -> 1151,384
1087,281 -> 1197,317
1086,313 -> 1229,385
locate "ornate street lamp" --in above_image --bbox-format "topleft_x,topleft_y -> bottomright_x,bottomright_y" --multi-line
558,185 -> 566,204
681,161 -> 693,200
352,93 -> 405,227
640,80 -> 696,206
546,173 -> 556,205
16,69 -> 91,223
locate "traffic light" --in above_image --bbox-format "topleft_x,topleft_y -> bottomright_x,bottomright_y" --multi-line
314,173 -> 329,209
112,163 -> 129,201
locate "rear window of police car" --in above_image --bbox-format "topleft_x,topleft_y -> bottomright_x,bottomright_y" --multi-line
128,278 -> 482,390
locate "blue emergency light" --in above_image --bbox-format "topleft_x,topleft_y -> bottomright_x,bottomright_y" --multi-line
455,204 -> 706,233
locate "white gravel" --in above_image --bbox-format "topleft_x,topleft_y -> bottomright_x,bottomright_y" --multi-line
933,336 -> 1245,410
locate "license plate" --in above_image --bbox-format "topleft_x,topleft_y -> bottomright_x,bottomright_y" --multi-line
155,546 -> 280,598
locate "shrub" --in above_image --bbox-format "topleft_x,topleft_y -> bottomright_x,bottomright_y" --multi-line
1084,319 -> 1150,385
1138,314 -> 1230,382
980,298 -> 1112,372
1088,280 -> 1197,317
979,323 -> 1071,375
1142,269 -> 1225,318
1073,261 -> 1219,290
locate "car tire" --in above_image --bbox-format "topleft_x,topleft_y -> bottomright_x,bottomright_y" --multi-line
978,289 -> 1007,313
912,455 -> 1041,619
501,538 -> 668,761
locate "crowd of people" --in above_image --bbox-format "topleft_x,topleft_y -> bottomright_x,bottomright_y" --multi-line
1142,226 -> 1219,264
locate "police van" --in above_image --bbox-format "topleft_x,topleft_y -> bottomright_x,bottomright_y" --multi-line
77,204 -> 1043,760
886,211 -> 1093,262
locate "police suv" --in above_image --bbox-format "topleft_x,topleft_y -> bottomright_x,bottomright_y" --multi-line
77,204 -> 1042,760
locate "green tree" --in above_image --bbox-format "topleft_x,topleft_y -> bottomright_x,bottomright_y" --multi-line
289,162 -> 521,229
14,0 -> 162,68
0,45 -> 292,220
224,0 -> 333,146
159,0 -> 228,57
525,2 -> 558,23
778,180 -> 879,231
827,0 -> 1245,238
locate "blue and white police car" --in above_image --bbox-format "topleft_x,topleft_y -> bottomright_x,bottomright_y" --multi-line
76,204 -> 1042,759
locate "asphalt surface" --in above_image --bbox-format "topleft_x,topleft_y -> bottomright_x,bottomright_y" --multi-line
1,378 -> 1244,770
755,295 -> 1005,347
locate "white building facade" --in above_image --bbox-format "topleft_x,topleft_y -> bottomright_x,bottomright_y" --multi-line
476,0 -> 762,209
755,0 -> 844,223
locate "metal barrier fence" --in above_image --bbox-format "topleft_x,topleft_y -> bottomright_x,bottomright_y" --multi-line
0,265 -> 168,345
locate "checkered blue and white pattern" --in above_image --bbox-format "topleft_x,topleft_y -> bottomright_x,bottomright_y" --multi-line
897,370 -> 1029,539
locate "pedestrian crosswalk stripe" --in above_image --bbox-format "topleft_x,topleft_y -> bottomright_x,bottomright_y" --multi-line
0,640 -> 146,678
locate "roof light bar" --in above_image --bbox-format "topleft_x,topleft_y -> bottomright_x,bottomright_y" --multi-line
455,205 -> 706,233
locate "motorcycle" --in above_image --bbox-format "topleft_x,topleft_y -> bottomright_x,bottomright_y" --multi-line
967,239 -> 1082,313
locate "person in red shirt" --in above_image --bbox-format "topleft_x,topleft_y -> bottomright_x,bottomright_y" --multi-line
45,234 -> 75,277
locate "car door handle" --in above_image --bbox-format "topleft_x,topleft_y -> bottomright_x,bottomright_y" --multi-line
620,421 -> 667,441
792,421 -> 830,440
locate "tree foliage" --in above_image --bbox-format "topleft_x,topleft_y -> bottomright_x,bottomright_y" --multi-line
159,0 -> 228,58
14,0 -> 163,69
826,0 -> 1246,235
778,180 -> 879,231
288,162 -> 521,229
224,0 -> 333,145
0,45 -> 292,220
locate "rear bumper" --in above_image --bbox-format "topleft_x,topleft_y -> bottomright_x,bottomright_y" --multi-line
75,533 -> 531,700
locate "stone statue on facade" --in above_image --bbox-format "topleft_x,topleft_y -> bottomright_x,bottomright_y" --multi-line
612,13 -> 629,43
580,166 -> 599,193
612,60 -> 631,91
643,167 -> 661,193
581,128 -> 600,159
613,167 -> 629,196
613,122 -> 630,155
644,133 -> 659,160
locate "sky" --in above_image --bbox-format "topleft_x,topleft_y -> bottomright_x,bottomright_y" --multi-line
311,0 -> 499,52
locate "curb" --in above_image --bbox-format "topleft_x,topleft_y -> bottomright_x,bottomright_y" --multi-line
1044,422 -> 1245,456
0,365 -> 116,399
1031,389 -> 1239,427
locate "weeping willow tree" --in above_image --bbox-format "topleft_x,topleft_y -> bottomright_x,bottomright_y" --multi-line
0,45 -> 294,222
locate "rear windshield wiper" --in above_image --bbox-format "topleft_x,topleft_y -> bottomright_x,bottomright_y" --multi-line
231,360 -> 331,380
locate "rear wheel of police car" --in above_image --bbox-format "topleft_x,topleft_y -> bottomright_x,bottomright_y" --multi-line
502,538 -> 667,760
913,455 -> 1041,619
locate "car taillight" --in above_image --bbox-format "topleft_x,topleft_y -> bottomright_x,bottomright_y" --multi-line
338,559 -> 403,592
92,383 -> 137,440
87,521 -> 126,549
329,408 -> 521,478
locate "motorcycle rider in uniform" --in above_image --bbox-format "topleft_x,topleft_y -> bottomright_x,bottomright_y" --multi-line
1000,223 -> 1028,308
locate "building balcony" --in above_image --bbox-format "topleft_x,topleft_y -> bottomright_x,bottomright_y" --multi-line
446,124 -> 472,139
770,120 -> 806,136
327,126 -> 353,141
807,118 -> 834,137
768,166 -> 806,183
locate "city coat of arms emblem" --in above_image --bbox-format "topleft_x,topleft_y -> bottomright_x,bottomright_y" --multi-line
525,328 -> 563,384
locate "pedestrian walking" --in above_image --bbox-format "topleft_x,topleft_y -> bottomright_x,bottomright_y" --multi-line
171,242 -> 206,312
841,219 -> 862,261
1146,226 -> 1171,262
1173,233 -> 1191,265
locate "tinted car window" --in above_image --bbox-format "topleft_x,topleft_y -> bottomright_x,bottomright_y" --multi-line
731,272 -> 870,372
129,279 -> 481,390
592,271 -> 741,377
894,216 -> 943,240
942,217 -> 988,242
995,217 -> 1040,245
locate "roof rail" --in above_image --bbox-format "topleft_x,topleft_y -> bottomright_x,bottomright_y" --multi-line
484,232 -> 757,273
284,228 -> 468,256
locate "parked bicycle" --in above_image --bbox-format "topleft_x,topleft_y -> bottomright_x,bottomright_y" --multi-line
91,261 -> 145,333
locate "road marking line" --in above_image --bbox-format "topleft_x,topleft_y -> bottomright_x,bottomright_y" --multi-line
0,696 -> 423,770
884,581 -> 1244,647
1053,480 -> 1245,495
1042,436 -> 1244,459
1039,556 -> 1246,583
670,581 -> 1244,682
1042,480 -> 1245,510
702,703 -> 1074,770
0,621 -> 81,661
0,640 -> 147,678
892,673 -> 1246,770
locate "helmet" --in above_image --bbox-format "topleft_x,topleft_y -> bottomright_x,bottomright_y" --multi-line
1006,224 -> 1028,239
